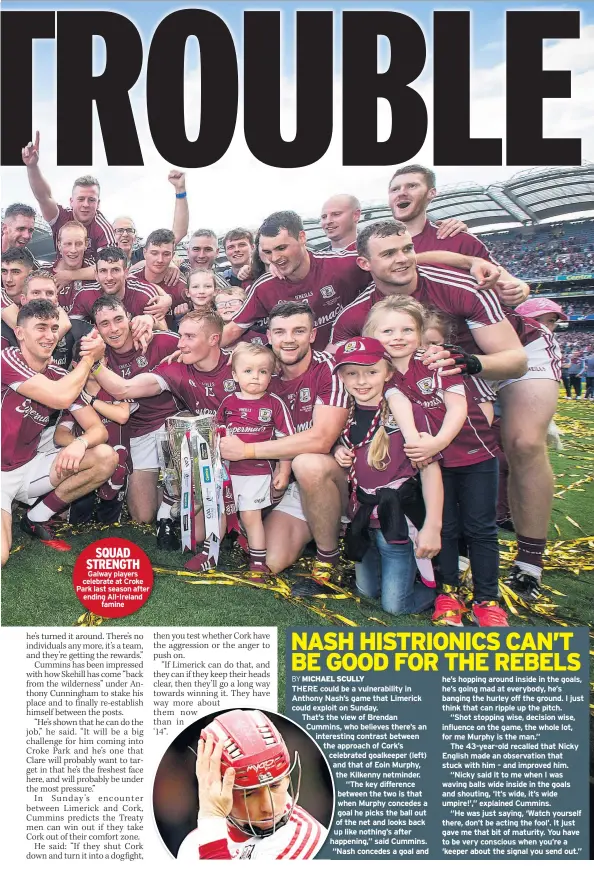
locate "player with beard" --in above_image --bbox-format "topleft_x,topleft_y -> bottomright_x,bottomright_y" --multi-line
1,300 -> 116,564
388,166 -> 562,598
89,296 -> 180,541
388,164 -> 529,307
22,132 -> 115,261
129,228 -> 187,329
222,211 -> 371,352
91,309 -> 237,563
347,221 -> 560,602
177,710 -> 327,861
220,302 -> 350,590
50,220 -> 96,312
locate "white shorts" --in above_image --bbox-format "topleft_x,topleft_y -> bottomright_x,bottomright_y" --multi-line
1,448 -> 59,513
37,423 -> 58,454
497,335 -> 562,390
273,481 -> 307,522
231,473 -> 272,511
130,424 -> 164,471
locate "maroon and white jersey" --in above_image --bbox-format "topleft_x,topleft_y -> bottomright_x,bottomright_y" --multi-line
69,277 -> 159,322
221,327 -> 269,357
234,251 -> 370,349
330,282 -> 383,344
49,205 -> 115,261
1,348 -> 82,470
105,331 -> 179,437
152,350 -> 238,418
1,289 -> 13,309
385,352 -> 498,468
52,257 -> 96,313
177,804 -> 327,860
216,391 -> 294,477
129,266 -> 187,329
268,350 -> 348,433
58,388 -> 136,461
413,219 -> 496,262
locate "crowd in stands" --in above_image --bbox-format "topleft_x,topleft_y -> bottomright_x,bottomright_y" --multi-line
483,220 -> 594,280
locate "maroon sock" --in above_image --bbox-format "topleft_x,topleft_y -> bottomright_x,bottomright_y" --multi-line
27,490 -> 68,523
316,547 -> 339,565
248,548 -> 267,568
516,535 -> 546,570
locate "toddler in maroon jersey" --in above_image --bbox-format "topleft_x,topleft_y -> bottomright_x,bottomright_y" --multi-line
216,342 -> 295,576
363,297 -> 508,628
332,338 -> 442,614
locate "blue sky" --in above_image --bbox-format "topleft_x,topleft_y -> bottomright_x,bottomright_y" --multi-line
2,1 -> 593,233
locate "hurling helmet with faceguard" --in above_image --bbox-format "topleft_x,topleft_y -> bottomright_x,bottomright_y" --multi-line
201,709 -> 301,837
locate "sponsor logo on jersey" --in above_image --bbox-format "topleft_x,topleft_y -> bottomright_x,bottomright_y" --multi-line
417,376 -> 434,394
188,379 -> 197,387
258,408 -> 272,423
223,378 -> 236,392
320,284 -> 336,300
299,387 -> 311,402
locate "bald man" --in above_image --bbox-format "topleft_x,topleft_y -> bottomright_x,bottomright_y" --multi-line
319,194 -> 361,252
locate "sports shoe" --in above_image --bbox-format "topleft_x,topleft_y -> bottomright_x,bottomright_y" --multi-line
432,590 -> 466,627
291,560 -> 342,598
157,518 -> 180,551
185,551 -> 216,573
505,565 -> 541,601
244,563 -> 271,585
472,600 -> 509,627
20,513 -> 71,551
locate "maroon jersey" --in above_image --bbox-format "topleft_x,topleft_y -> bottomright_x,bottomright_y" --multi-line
106,331 -> 179,436
129,267 -> 187,329
50,205 -> 115,261
330,282 -> 383,344
221,327 -> 269,357
152,350 -> 238,418
1,289 -> 13,309
412,219 -> 496,262
59,388 -> 135,458
69,277 -> 159,322
385,352 -> 498,468
1,348 -> 81,470
216,391 -> 295,477
234,251 -> 370,349
268,350 -> 348,433
52,257 -> 96,313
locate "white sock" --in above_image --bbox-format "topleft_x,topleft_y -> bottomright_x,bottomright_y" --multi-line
515,561 -> 542,581
27,501 -> 55,522
157,502 -> 173,521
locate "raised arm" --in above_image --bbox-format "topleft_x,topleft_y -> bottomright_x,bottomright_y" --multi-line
169,170 -> 189,245
21,132 -> 59,223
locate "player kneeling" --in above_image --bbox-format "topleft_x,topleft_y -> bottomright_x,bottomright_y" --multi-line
1,300 -> 117,562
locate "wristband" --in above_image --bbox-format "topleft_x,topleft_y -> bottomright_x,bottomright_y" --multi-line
244,443 -> 256,459
91,362 -> 103,375
175,191 -> 187,199
77,437 -> 89,450
90,395 -> 97,407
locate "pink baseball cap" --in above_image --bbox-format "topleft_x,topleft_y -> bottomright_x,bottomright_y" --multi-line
515,298 -> 568,321
333,336 -> 392,371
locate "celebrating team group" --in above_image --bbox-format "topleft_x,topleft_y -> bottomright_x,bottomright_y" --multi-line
1,133 -> 564,628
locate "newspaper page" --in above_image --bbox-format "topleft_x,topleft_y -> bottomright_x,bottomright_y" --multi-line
0,0 -> 592,878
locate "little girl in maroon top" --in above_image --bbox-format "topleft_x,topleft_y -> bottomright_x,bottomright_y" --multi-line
363,296 -> 508,627
332,337 -> 443,615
